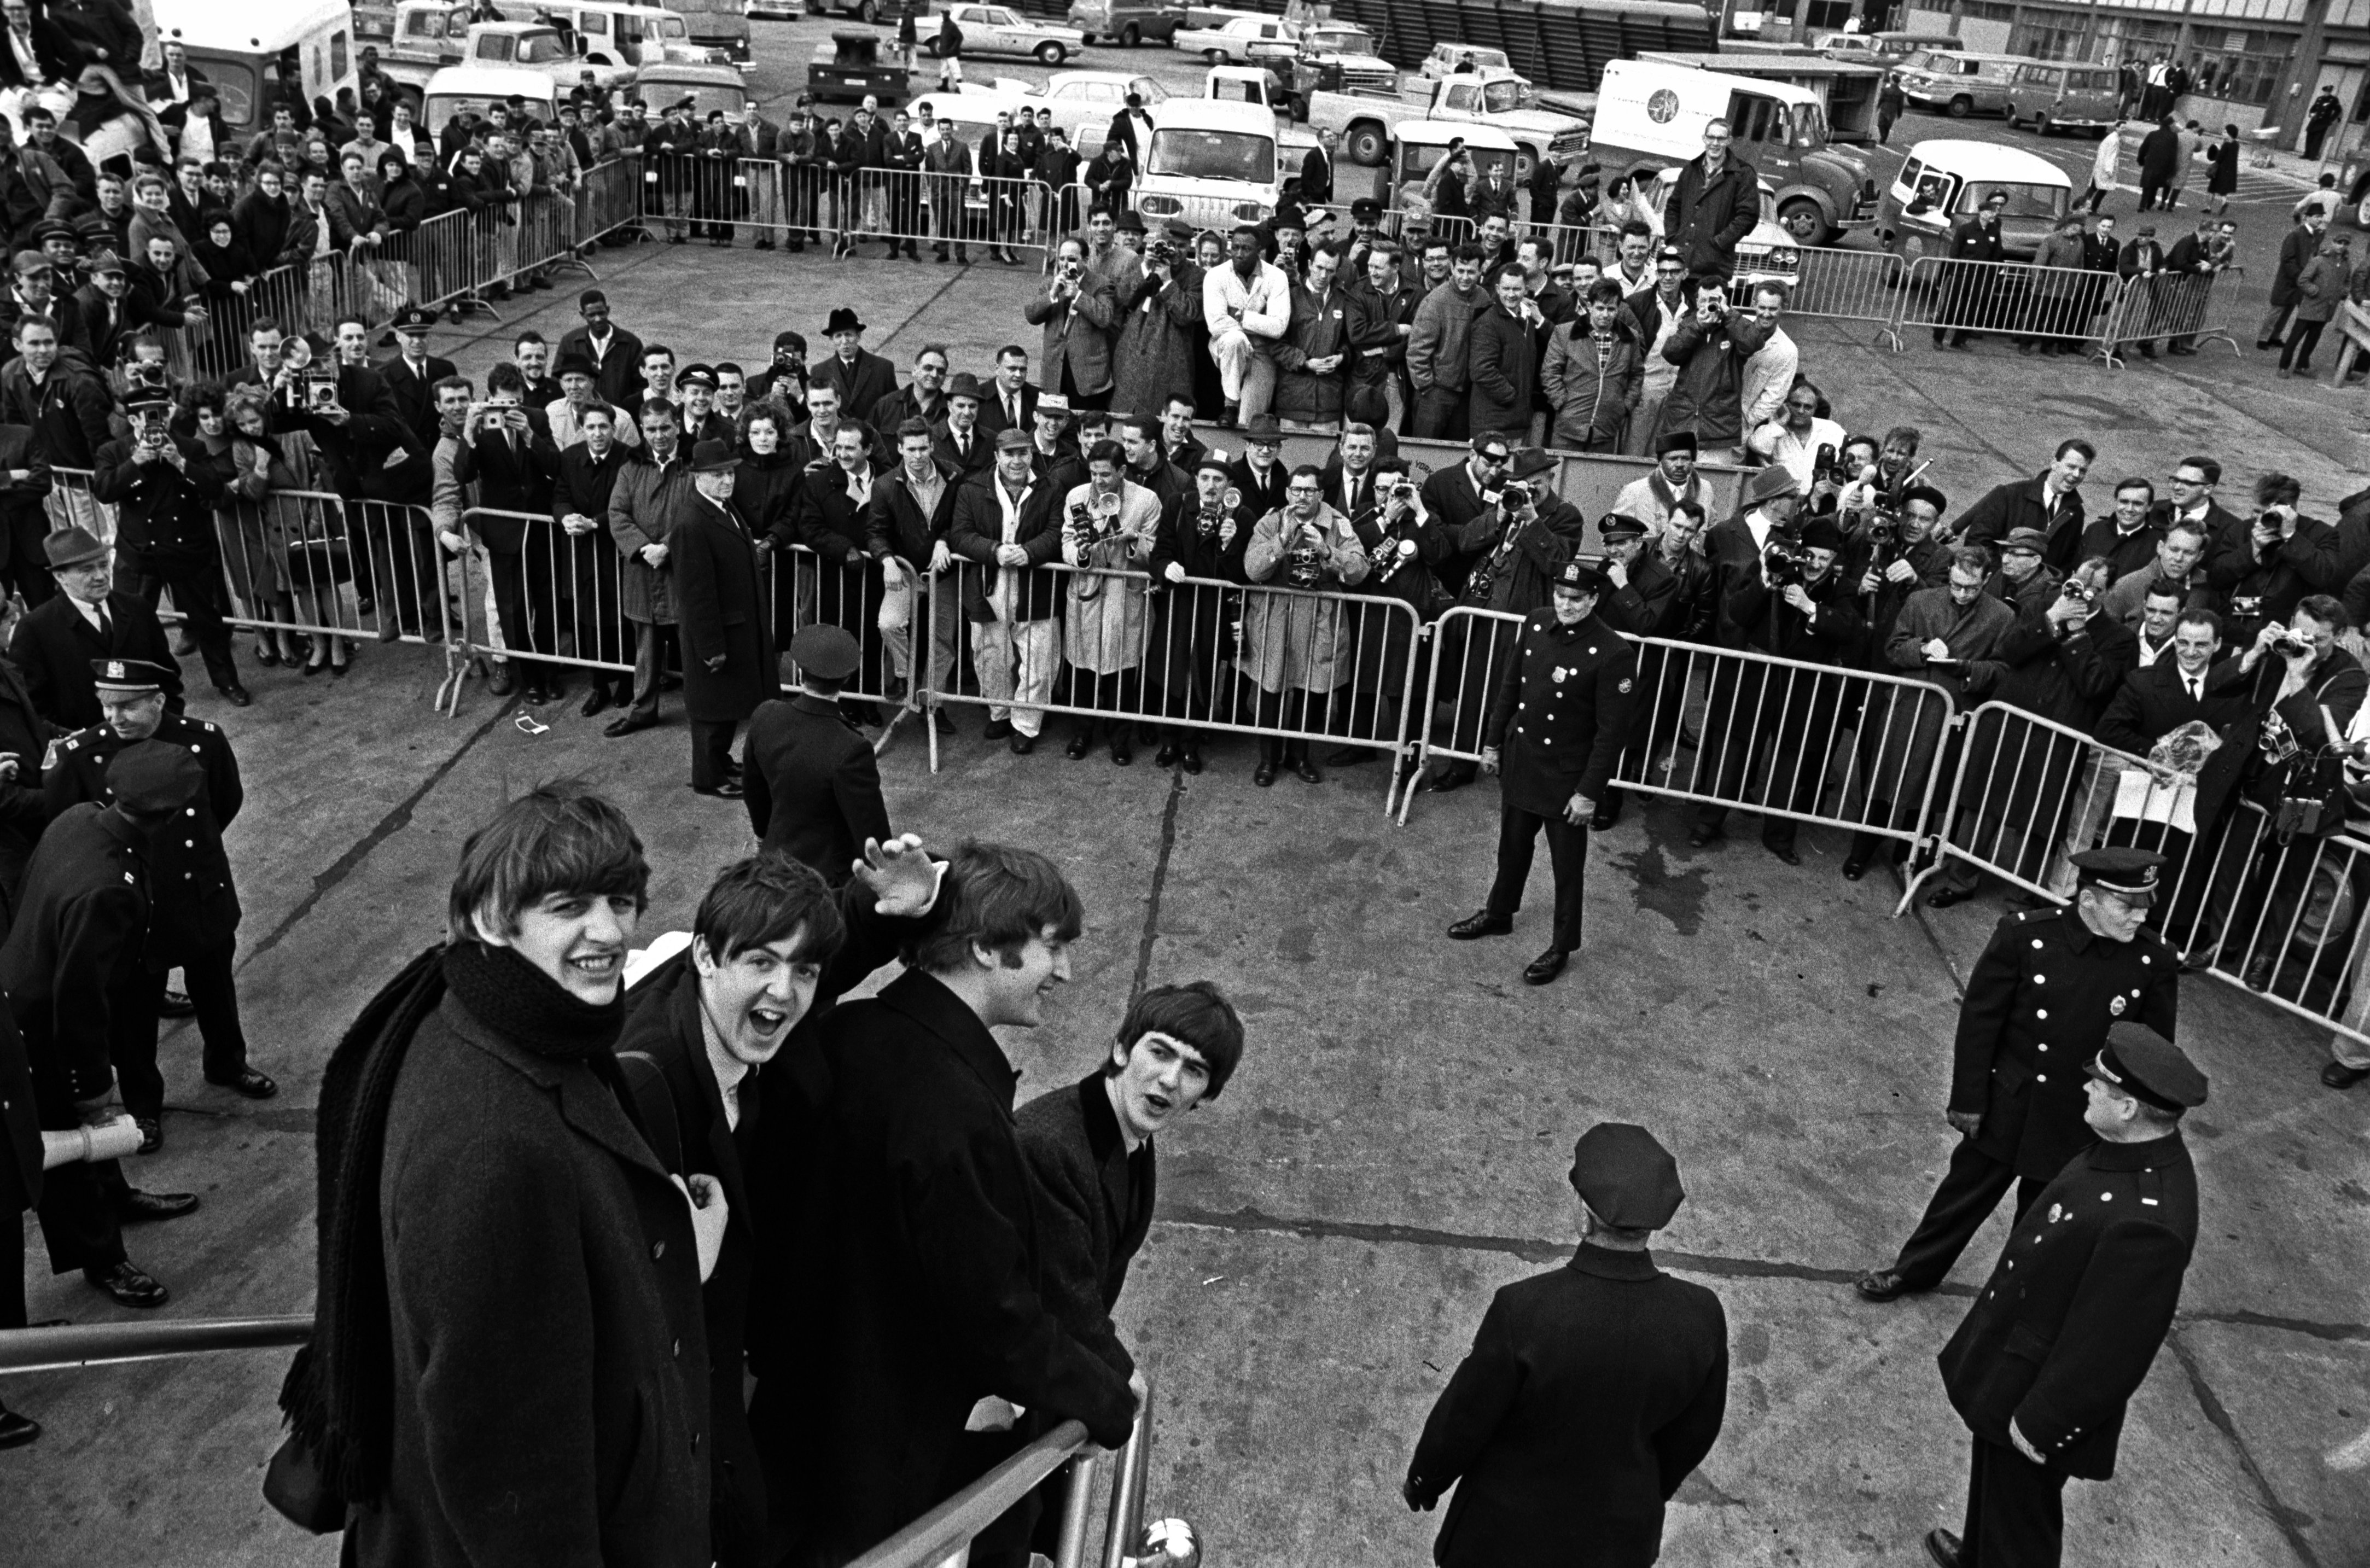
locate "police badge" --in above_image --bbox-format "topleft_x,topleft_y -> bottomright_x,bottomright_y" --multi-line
2110,995 -> 2127,1017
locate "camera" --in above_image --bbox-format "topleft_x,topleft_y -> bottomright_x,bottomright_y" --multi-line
2231,595 -> 2264,622
1762,537 -> 1806,587
126,360 -> 168,394
2062,578 -> 2097,605
130,405 -> 171,446
1145,238 -> 1177,267
1864,509 -> 1900,547
1389,481 -> 1417,505
1059,258 -> 1084,282
1283,538 -> 1327,588
1498,481 -> 1533,513
307,371 -> 340,411
2268,627 -> 2313,656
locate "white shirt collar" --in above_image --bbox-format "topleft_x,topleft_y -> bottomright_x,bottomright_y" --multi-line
698,1010 -> 752,1132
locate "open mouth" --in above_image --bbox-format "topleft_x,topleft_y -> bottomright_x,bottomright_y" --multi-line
748,1005 -> 789,1035
1144,1092 -> 1173,1117
568,950 -> 622,982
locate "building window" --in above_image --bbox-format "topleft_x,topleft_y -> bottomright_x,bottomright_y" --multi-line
2009,15 -> 2091,60
2186,31 -> 2295,104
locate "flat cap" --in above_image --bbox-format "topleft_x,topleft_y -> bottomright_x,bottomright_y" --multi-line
9,249 -> 48,277
2089,1022 -> 2208,1111
2000,526 -> 2048,555
789,622 -> 861,681
106,739 -> 203,814
90,657 -> 171,695
1568,1123 -> 1685,1229
994,426 -> 1033,453
2071,846 -> 2163,903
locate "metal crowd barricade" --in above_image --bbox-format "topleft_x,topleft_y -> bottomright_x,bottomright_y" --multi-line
1896,255 -> 2124,357
1402,610 -> 1962,851
916,555 -> 1425,811
577,155 -> 644,243
2095,270 -> 2241,364
1786,245 -> 1912,346
770,540 -> 923,724
45,463 -> 109,541
454,506 -> 637,691
684,159 -> 1061,260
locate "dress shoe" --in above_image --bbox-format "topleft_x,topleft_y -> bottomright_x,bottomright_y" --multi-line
85,1261 -> 168,1308
2322,1060 -> 2370,1089
842,700 -> 883,727
158,988 -> 195,1018
1841,850 -> 1873,881
694,779 -> 745,800
2244,954 -> 2276,990
1065,731 -> 1093,760
1686,826 -> 1723,848
1155,741 -> 1179,767
489,663 -> 517,697
1854,1267 -> 1918,1302
206,1065 -> 278,1099
1924,885 -> 1975,909
1180,745 -> 1203,774
1110,739 -> 1132,766
1446,911 -> 1512,940
1764,841 -> 1801,867
1009,732 -> 1036,755
217,684 -> 253,708
604,714 -> 656,738
1420,765 -> 1472,793
883,674 -> 909,703
1521,948 -> 1569,986
581,687 -> 613,718
0,1406 -> 38,1448
1253,759 -> 1278,786
1924,1528 -> 1965,1568
1292,756 -> 1321,784
1589,803 -> 1618,831
982,716 -> 1015,740
135,1116 -> 161,1155
523,684 -> 549,706
116,1188 -> 200,1222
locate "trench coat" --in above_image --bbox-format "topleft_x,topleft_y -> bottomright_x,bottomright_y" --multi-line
608,450 -> 698,624
1061,478 -> 1161,674
1242,503 -> 1371,693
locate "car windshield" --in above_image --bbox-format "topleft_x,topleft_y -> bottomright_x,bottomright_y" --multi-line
1963,180 -> 2067,219
1309,27 -> 1371,51
1147,126 -> 1274,183
514,31 -> 572,61
1481,80 -> 1523,114
1791,102 -> 1827,146
660,14 -> 685,37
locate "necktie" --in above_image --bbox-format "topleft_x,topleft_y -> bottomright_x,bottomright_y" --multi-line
96,602 -> 111,638
1006,393 -> 1018,427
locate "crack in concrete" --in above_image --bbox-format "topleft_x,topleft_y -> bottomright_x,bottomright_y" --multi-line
2168,1331 -> 2326,1568
237,703 -> 509,971
1156,1202 -> 2370,1345
1128,768 -> 1185,1005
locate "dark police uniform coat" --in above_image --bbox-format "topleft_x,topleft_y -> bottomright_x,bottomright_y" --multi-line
1938,1132 -> 2198,1479
1406,1244 -> 1730,1568
44,710 -> 240,969
1482,608 -> 1641,817
741,692 -> 892,883
0,802 -> 145,1100
1952,908 -> 2179,1181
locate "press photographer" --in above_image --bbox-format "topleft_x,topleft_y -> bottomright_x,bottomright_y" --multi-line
91,390 -> 248,706
1242,465 -> 1368,786
1148,453 -> 1251,774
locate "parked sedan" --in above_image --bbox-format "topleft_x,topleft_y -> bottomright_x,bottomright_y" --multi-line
924,4 -> 1086,65
1018,69 -> 1169,153
1418,43 -> 1509,79
1173,12 -> 1295,65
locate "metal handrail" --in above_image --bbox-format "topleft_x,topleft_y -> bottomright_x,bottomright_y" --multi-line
0,1315 -> 312,1375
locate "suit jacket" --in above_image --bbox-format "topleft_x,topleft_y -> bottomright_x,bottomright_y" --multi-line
11,590 -> 182,730
457,421 -> 560,549
933,421 -> 994,480
810,349 -> 897,424
1938,1133 -> 2197,1481
1406,1245 -> 1729,1568
742,692 -> 891,882
2094,655 -> 2251,757
975,381 -> 1039,438
784,968 -> 1137,1565
791,462 -> 876,563
0,802 -> 144,1101
1014,1071 -> 1156,1382
1959,473 -> 2087,575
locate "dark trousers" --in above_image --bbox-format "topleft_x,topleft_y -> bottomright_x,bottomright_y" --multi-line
627,619 -> 679,719
1412,384 -> 1469,440
486,546 -> 559,679
25,1016 -> 125,1275
367,505 -> 444,637
1890,1136 -> 2050,1289
691,718 -> 739,789
1254,685 -> 1317,763
127,557 -> 240,692
1,1197 -> 23,1328
1486,799 -> 1587,952
1961,1435 -> 2066,1567
118,943 -> 249,1109
1692,663 -> 1839,853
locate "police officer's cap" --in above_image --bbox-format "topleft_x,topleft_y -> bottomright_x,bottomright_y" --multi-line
676,363 -> 718,390
43,526 -> 106,568
1553,558 -> 1610,597
2000,526 -> 2048,556
2088,1022 -> 2208,1112
106,739 -> 202,815
389,302 -> 440,332
2071,846 -> 2163,904
1653,428 -> 1698,458
90,657 -> 170,696
789,623 -> 862,682
1568,1122 -> 1685,1229
1597,512 -> 1649,543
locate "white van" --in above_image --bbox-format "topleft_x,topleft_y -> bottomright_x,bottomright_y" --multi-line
1131,97 -> 1282,230
155,0 -> 359,136
422,63 -> 563,133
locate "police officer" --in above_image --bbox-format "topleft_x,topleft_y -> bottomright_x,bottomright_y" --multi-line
1,741 -> 206,1310
1446,558 -> 1640,986
741,624 -> 894,886
1925,1023 -> 2206,1568
1404,1123 -> 1728,1567
1856,847 -> 2179,1302
91,390 -> 248,706
48,659 -> 274,1158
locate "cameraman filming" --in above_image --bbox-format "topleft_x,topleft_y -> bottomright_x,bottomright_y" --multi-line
1854,483 -> 1954,663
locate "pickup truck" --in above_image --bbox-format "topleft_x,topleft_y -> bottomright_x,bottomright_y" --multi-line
1305,69 -> 1589,184
1245,20 -> 1394,96
377,20 -> 642,92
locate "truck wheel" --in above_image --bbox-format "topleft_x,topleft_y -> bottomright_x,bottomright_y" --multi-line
2033,112 -> 2052,136
1947,95 -> 1972,118
923,36 -> 942,55
1346,123 -> 1386,166
1035,41 -> 1067,63
1119,22 -> 1139,45
856,0 -> 875,20
1777,196 -> 1827,246
1204,48 -> 1227,66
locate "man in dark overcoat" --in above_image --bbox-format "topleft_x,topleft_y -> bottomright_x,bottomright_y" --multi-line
742,625 -> 892,883
90,396 -> 247,704
772,842 -> 1137,1567
10,525 -> 182,739
1405,1122 -> 1728,1568
1147,452 -> 1255,772
0,416 -> 53,605
1857,848 -> 2179,1303
605,399 -> 698,736
1449,559 -> 1639,987
618,842 -> 944,1568
552,399 -> 636,717
1923,1024 -> 2205,1568
1,989 -> 52,1444
457,374 -> 564,705
46,659 -> 275,1151
669,439 -> 778,797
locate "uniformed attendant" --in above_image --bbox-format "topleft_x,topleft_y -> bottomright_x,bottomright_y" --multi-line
46,660 -> 275,1159
1447,559 -> 1640,986
1404,1123 -> 1728,1568
1924,1023 -> 2206,1568
0,741 -> 205,1311
741,624 -> 893,885
1856,847 -> 2179,1302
